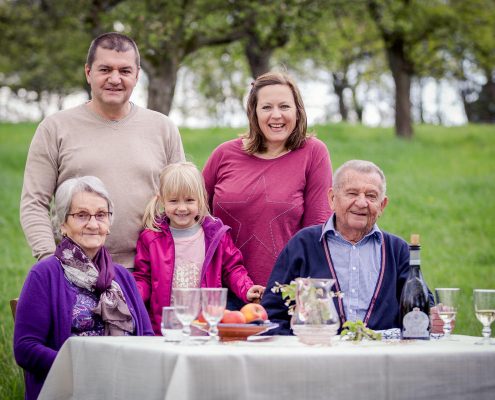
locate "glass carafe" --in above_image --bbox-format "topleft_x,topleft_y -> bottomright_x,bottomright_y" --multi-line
291,278 -> 341,345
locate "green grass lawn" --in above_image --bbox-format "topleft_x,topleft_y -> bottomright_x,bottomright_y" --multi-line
1,121 -> 494,399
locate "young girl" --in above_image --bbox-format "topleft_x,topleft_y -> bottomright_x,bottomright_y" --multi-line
133,162 -> 265,335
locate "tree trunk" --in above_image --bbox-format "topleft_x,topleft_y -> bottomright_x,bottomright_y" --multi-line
417,77 -> 425,124
350,85 -> 363,123
435,79 -> 443,125
367,0 -> 414,137
332,72 -> 349,121
86,0 -> 124,38
56,93 -> 64,111
386,44 -> 413,138
37,93 -> 47,121
244,35 -> 272,78
459,71 -> 495,124
475,71 -> 495,123
145,60 -> 179,116
459,86 -> 474,122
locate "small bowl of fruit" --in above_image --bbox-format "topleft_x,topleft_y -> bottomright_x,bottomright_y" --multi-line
193,304 -> 278,341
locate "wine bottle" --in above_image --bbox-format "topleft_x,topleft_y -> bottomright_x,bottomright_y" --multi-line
400,234 -> 431,340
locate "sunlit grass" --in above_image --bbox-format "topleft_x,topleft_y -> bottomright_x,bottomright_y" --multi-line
1,121 -> 494,399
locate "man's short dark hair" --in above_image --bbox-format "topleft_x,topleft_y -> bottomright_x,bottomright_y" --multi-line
86,32 -> 140,68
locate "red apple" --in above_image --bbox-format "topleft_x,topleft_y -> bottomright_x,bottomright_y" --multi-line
221,310 -> 246,324
240,303 -> 268,323
197,312 -> 207,323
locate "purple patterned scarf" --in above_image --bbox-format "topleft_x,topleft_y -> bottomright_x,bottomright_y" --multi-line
55,237 -> 133,335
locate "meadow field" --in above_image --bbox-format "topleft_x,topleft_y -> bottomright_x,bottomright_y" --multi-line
1,121 -> 494,398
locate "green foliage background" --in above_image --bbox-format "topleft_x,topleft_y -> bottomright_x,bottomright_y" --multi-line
1,122 -> 494,399
2,1 -> 494,126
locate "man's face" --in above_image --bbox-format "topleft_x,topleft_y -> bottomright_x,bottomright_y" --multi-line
85,47 -> 139,111
329,169 -> 388,242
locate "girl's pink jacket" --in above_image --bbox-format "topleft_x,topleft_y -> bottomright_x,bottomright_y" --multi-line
133,217 -> 254,335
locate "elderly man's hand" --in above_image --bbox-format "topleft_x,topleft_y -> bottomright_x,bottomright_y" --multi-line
430,306 -> 455,334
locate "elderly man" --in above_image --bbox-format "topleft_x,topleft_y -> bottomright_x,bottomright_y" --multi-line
20,32 -> 185,269
262,159 -> 437,335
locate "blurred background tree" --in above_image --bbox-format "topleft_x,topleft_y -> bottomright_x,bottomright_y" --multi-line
449,0 -> 495,123
279,1 -> 385,123
0,0 -> 493,135
367,0 -> 457,138
0,0 -> 90,118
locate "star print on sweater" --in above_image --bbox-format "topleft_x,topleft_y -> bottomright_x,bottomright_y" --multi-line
217,175 -> 296,256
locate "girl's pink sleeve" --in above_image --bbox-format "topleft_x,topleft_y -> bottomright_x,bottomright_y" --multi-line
219,232 -> 253,303
133,232 -> 153,304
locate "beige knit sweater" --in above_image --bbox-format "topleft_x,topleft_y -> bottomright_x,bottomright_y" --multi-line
20,103 -> 185,268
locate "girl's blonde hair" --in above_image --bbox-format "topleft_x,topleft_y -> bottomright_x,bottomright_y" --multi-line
143,162 -> 210,231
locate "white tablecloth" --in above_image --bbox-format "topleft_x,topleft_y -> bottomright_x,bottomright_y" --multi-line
38,335 -> 495,400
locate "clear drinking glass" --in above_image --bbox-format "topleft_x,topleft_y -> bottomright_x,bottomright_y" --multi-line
201,288 -> 227,343
161,306 -> 183,342
473,289 -> 495,345
172,288 -> 202,344
435,288 -> 460,340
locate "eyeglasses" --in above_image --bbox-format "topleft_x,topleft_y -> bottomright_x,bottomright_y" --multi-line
67,211 -> 112,223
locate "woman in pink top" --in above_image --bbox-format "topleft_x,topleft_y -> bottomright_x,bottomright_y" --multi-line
203,72 -> 332,308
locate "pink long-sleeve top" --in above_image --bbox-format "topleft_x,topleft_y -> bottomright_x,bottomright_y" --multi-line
203,137 -> 332,286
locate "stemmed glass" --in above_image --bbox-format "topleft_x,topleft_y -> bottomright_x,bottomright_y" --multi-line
473,289 -> 495,345
201,288 -> 227,343
172,288 -> 202,344
435,288 -> 460,340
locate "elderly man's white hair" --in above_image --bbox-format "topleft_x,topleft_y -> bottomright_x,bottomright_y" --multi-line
333,160 -> 387,198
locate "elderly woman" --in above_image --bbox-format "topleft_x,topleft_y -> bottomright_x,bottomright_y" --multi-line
14,176 -> 153,400
203,71 -> 332,308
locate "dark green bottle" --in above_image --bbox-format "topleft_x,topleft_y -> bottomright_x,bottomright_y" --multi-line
400,234 -> 431,340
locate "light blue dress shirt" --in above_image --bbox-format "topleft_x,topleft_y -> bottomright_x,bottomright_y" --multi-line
320,215 -> 383,322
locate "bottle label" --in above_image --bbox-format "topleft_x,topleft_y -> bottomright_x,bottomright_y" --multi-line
402,308 -> 430,339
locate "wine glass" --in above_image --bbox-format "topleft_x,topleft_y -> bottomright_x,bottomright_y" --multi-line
161,306 -> 183,342
172,288 -> 201,344
435,288 -> 460,340
473,289 -> 495,345
201,288 -> 227,343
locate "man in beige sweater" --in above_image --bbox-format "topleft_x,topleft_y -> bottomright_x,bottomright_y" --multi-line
20,32 -> 185,269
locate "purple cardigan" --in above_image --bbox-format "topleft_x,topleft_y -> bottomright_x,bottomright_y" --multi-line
134,216 -> 254,335
13,256 -> 153,400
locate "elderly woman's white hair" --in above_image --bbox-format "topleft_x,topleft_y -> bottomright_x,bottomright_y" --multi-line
52,176 -> 114,238
333,160 -> 387,198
